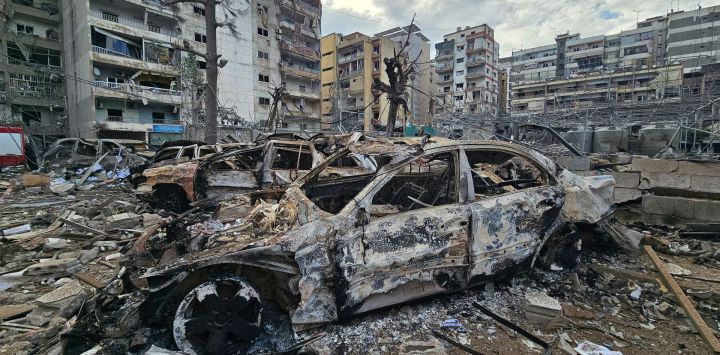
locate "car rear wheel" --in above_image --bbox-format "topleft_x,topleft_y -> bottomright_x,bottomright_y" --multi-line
173,275 -> 263,355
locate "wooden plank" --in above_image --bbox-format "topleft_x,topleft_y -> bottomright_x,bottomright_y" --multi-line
59,217 -> 109,237
76,151 -> 110,186
644,245 -> 720,353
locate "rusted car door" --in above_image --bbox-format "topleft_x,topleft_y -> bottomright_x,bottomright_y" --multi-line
338,150 -> 471,314
198,146 -> 263,200
461,147 -> 564,284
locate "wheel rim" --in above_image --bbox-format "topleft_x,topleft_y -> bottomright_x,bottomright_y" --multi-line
174,276 -> 262,355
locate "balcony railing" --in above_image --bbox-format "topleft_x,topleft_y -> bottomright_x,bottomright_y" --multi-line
92,45 -> 137,59
11,30 -> 60,42
280,62 -> 320,78
280,42 -> 320,61
339,70 -> 363,79
435,64 -> 454,73
338,52 -> 363,64
286,89 -> 320,100
12,0 -> 59,14
466,57 -> 487,67
106,116 -> 124,122
90,9 -> 177,37
95,80 -> 182,96
6,57 -> 62,71
153,118 -> 182,125
280,0 -> 320,16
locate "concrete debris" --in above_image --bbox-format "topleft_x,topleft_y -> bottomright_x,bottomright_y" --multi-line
1,137 -> 720,354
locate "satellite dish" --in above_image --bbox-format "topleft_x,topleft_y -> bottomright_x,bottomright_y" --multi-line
93,67 -> 101,76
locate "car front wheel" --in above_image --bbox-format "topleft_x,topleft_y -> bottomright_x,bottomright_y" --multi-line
173,275 -> 263,355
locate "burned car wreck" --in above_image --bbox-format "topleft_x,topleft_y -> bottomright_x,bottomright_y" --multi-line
131,139 -> 614,354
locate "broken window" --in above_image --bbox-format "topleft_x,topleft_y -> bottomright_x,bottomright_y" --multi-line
16,24 -> 34,34
76,140 -> 97,156
193,5 -> 205,15
152,112 -> 165,124
259,97 -> 271,105
107,109 -> 123,121
369,152 -> 457,216
271,147 -> 313,170
258,74 -> 270,82
91,28 -> 141,59
153,147 -> 181,163
180,146 -> 196,161
257,27 -> 268,37
464,149 -> 548,199
194,33 -> 207,43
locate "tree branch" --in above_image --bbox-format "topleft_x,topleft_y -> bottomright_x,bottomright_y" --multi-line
162,0 -> 207,5
171,40 -> 207,60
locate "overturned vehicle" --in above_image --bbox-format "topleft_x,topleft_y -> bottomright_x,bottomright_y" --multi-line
135,139 -> 614,354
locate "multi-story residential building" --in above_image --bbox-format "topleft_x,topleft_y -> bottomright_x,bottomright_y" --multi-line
510,43 -> 560,85
433,24 -> 500,117
666,6 -> 720,73
498,56 -> 511,114
511,64 -> 684,113
60,0 -> 321,145
320,25 -> 430,132
275,0 -> 322,133
1,0 -> 66,139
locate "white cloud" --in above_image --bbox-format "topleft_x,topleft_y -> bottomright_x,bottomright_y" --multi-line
321,0 -> 720,57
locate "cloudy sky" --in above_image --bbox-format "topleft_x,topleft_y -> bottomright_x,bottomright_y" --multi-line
321,0 -> 720,57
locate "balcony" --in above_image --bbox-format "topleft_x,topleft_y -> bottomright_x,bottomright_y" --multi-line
466,71 -> 491,80
6,57 -> 62,72
280,42 -> 320,61
10,30 -> 60,43
11,0 -> 60,20
286,88 -> 320,100
94,80 -> 182,103
89,9 -> 178,37
280,0 -> 320,17
92,46 -> 179,74
435,64 -> 454,73
339,69 -> 363,79
466,57 -> 487,67
280,62 -> 320,80
338,52 -> 364,64
467,46 -> 490,55
435,52 -> 453,61
8,78 -> 63,99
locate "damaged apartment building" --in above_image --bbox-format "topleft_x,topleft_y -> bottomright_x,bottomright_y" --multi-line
53,0 -> 321,145
320,25 -> 431,132
0,0 -> 65,139
503,5 -> 720,121
433,24 -> 500,117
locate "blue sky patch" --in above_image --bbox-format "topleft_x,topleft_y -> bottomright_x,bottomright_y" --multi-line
601,9 -> 620,20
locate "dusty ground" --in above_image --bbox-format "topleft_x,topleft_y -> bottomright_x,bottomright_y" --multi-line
0,166 -> 718,355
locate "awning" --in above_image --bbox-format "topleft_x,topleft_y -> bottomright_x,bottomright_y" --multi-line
93,27 -> 140,47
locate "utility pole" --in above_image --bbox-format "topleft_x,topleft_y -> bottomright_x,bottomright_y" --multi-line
163,0 -> 230,144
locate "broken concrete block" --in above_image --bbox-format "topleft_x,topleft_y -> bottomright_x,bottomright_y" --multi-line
552,156 -> 591,171
104,213 -> 142,230
693,199 -> 720,222
641,195 -> 695,219
690,175 -> 720,194
49,183 -> 75,194
142,213 -> 162,228
524,292 -> 562,328
631,158 -> 679,173
611,172 -> 640,188
2,224 -> 31,236
677,160 -> 720,176
79,247 -> 99,264
20,173 -> 50,188
44,238 -> 70,250
25,258 -> 80,276
614,187 -> 641,203
638,172 -> 691,190
36,280 -> 85,305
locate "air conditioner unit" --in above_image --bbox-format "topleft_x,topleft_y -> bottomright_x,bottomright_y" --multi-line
96,101 -> 104,109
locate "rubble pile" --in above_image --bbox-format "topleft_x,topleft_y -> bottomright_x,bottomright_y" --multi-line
1,137 -> 719,355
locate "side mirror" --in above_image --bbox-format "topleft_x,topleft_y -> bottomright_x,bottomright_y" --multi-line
355,207 -> 370,227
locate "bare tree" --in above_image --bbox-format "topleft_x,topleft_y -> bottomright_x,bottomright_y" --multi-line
372,15 -> 419,136
162,0 -> 240,144
266,84 -> 287,134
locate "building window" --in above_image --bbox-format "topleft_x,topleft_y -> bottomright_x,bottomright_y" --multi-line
457,45 -> 464,51
455,70 -> 464,76
152,112 -> 165,123
456,58 -> 464,63
258,74 -> 270,82
322,51 -> 333,57
443,74 -> 451,81
455,95 -> 463,101
16,24 -> 34,35
257,51 -> 268,60
299,85 -> 306,92
193,5 -> 205,15
102,11 -> 119,23
321,67 -> 333,72
197,60 -> 206,69
259,97 -> 271,105
194,33 -> 207,43
257,27 -> 268,37
456,83 -> 464,90
443,86 -> 450,92
107,109 -> 123,121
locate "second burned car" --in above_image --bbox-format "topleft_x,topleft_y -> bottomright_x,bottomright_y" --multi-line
136,138 -> 615,355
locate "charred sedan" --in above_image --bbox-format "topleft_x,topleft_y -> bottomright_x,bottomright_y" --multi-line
139,139 -> 614,354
